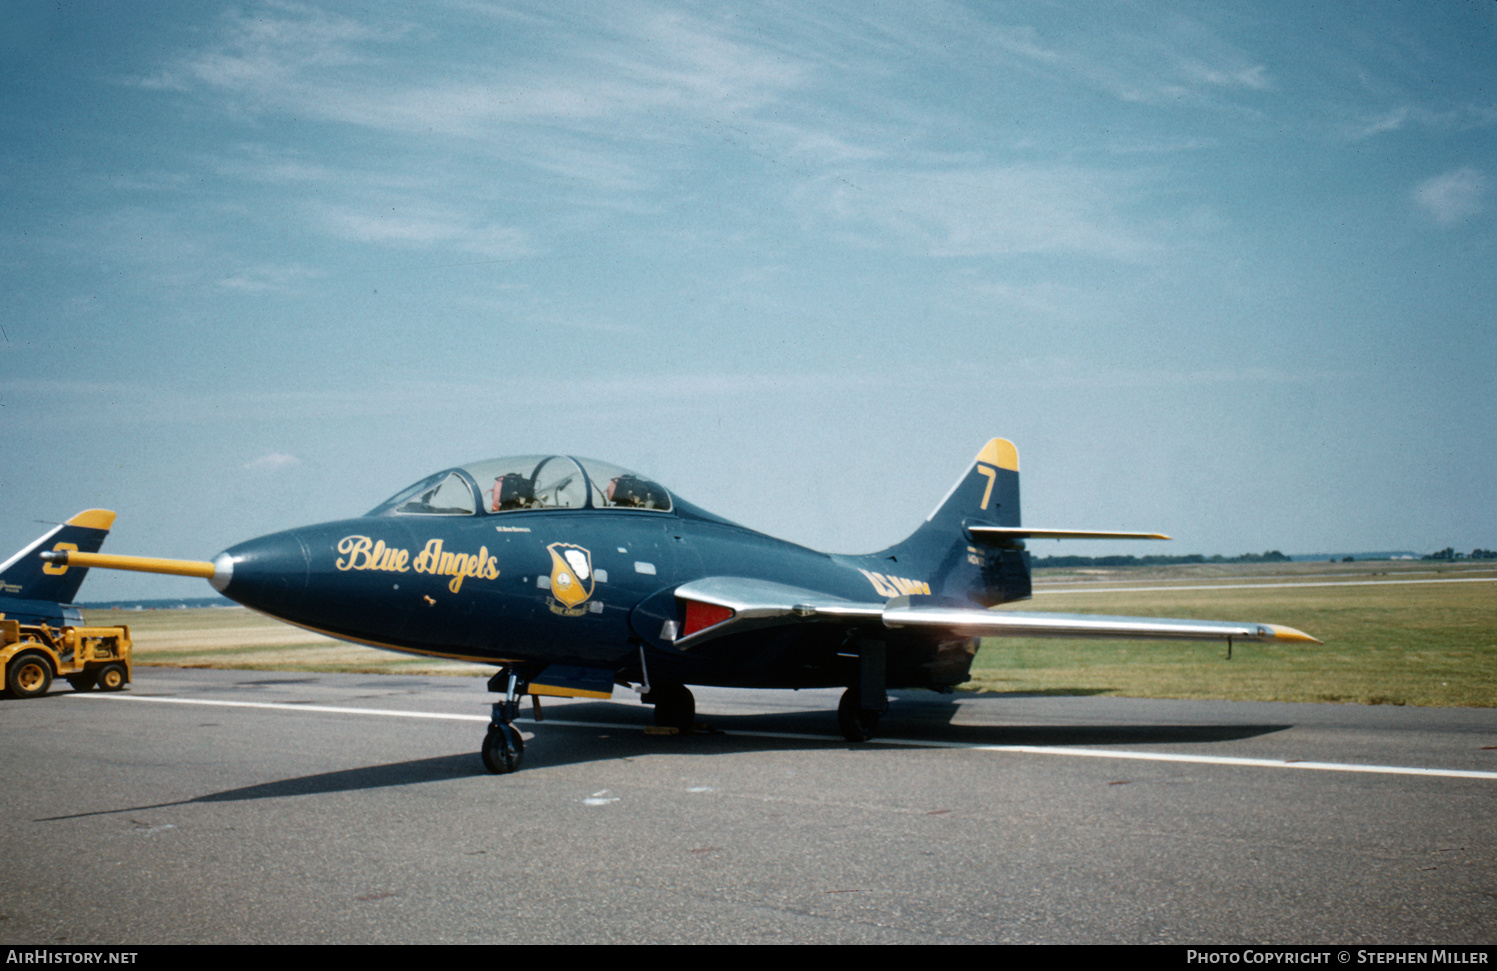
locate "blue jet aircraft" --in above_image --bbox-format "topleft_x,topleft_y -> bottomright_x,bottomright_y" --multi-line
44,439 -> 1316,773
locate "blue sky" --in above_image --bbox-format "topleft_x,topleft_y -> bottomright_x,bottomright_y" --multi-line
2,1 -> 1494,599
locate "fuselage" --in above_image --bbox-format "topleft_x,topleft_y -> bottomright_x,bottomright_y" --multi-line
214,472 -> 977,691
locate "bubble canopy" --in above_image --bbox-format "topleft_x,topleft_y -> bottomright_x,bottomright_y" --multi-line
366,456 -> 673,517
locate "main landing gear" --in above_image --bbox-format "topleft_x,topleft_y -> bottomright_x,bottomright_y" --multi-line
643,682 -> 695,731
839,639 -> 888,743
837,686 -> 880,743
482,667 -> 533,774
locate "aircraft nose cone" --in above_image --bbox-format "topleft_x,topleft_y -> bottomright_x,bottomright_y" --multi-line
213,529 -> 311,614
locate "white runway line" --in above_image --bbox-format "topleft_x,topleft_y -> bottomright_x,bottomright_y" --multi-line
941,743 -> 1497,780
78,693 -> 490,722
79,692 -> 1497,781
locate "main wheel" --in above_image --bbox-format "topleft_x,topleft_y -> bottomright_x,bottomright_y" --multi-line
96,663 -> 127,692
6,652 -> 54,700
481,724 -> 525,774
837,686 -> 880,743
647,683 -> 695,731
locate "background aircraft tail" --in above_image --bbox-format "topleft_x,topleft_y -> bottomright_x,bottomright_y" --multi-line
870,439 -> 1031,606
0,510 -> 116,625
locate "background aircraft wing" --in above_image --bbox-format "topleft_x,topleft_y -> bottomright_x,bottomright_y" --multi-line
669,576 -> 1318,647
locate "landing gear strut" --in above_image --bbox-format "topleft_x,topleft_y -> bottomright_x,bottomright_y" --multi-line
839,639 -> 888,743
483,667 -> 530,774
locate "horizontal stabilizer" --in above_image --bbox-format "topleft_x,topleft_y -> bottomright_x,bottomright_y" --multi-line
969,526 -> 1170,542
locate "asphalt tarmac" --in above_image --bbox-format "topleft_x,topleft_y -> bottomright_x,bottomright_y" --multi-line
3,668 -> 1494,944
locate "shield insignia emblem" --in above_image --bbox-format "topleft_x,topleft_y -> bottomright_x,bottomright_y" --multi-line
547,543 -> 594,609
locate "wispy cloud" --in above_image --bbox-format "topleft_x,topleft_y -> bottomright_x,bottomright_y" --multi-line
311,201 -> 530,257
1414,167 -> 1485,226
243,452 -> 301,471
1052,21 -> 1274,108
1350,106 -> 1411,139
140,2 -> 409,95
145,2 -> 804,148
1180,60 -> 1270,92
950,356 -> 1351,390
1347,103 -> 1497,141
216,262 -> 324,294
810,165 -> 1154,260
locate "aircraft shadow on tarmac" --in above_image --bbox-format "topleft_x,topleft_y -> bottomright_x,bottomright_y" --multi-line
40,698 -> 1293,820
35,688 -> 1293,819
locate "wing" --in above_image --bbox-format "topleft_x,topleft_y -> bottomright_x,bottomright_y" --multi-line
668,576 -> 1318,648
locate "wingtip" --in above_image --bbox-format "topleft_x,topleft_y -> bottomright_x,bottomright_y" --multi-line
1267,624 -> 1322,644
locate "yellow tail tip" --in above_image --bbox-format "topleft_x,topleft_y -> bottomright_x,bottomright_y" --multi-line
975,438 -> 1020,472
66,509 -> 116,530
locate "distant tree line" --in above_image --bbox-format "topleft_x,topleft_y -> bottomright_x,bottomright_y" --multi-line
1423,548 -> 1497,561
1029,551 -> 1290,568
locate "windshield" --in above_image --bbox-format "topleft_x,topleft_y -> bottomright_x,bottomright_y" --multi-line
368,455 -> 672,516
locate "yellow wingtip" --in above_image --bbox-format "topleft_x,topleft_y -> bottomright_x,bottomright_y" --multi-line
1267,624 -> 1322,644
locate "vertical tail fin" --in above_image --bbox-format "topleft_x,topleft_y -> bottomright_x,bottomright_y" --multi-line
872,439 -> 1030,606
0,510 -> 116,625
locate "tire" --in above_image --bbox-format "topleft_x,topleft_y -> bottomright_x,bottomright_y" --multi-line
67,673 -> 98,693
648,683 -> 695,731
6,651 -> 54,700
837,686 -> 879,743
481,724 -> 525,774
96,663 -> 127,692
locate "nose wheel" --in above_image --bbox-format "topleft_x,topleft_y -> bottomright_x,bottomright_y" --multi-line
482,723 -> 525,774
482,667 -> 533,775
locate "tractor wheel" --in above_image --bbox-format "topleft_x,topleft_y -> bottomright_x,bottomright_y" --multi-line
96,663 -> 127,692
6,652 -> 54,699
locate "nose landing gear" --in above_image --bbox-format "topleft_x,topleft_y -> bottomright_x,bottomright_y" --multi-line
482,667 -> 533,774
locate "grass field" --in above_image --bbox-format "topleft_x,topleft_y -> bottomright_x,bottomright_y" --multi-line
84,605 -> 491,678
971,560 -> 1497,706
85,560 -> 1497,707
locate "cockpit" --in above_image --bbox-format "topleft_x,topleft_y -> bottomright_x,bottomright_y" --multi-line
367,456 -> 673,517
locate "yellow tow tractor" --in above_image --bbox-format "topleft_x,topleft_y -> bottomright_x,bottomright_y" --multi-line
1,618 -> 133,698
